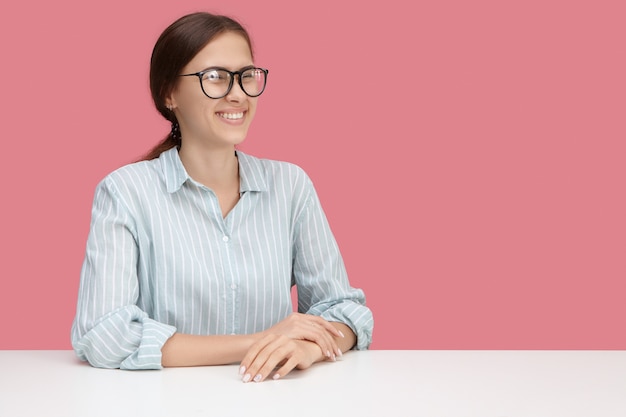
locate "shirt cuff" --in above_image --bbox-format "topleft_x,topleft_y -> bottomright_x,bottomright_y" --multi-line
119,317 -> 177,370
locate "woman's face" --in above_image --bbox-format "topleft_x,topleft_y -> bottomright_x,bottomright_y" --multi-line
168,32 -> 257,151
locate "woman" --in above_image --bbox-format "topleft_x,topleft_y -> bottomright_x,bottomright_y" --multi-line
71,12 -> 373,383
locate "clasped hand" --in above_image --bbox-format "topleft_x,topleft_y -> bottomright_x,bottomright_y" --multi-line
239,313 -> 344,382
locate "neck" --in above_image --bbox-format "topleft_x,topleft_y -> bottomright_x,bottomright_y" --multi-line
178,144 -> 239,190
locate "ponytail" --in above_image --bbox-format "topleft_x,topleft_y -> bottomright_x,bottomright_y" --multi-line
139,121 -> 181,161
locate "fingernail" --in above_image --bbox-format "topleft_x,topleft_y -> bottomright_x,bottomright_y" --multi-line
338,331 -> 345,338
336,349 -> 343,357
253,374 -> 262,382
273,373 -> 280,380
326,350 -> 331,358
243,373 -> 251,383
239,366 -> 246,375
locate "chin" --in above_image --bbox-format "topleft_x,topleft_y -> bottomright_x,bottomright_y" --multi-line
227,135 -> 248,147
227,128 -> 251,144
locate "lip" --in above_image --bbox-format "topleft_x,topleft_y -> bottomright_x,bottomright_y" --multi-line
216,109 -> 247,125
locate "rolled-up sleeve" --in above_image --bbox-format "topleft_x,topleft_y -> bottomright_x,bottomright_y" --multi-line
71,177 -> 176,369
292,177 -> 374,350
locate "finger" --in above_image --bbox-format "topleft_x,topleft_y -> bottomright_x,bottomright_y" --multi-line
239,334 -> 277,379
253,345 -> 293,383
305,317 -> 344,358
303,321 -> 339,361
244,337 -> 293,383
310,326 -> 337,361
308,315 -> 345,339
272,355 -> 299,381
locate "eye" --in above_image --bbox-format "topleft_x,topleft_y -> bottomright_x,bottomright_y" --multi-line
241,69 -> 256,79
242,68 -> 265,82
202,70 -> 228,82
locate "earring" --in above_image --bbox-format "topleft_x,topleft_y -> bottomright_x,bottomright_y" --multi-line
167,104 -> 172,111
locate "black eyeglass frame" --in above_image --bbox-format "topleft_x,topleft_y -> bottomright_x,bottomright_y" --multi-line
179,67 -> 269,99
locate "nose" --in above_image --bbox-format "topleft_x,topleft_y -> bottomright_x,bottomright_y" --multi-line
225,76 -> 246,101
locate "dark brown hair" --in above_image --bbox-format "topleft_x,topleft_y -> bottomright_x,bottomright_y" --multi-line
141,12 -> 253,161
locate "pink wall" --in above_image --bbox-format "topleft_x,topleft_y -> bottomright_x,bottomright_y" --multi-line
1,0 -> 624,350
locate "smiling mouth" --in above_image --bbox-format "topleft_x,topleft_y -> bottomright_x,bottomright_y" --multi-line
217,112 -> 245,120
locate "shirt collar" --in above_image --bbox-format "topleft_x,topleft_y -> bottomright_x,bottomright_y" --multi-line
159,147 -> 268,193
236,150 -> 268,193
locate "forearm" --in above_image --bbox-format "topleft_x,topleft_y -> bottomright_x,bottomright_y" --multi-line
291,323 -> 356,368
300,322 -> 358,365
162,321 -> 356,368
331,322 -> 356,354
161,333 -> 260,367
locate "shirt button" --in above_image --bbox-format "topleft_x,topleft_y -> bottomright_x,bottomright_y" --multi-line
230,283 -> 237,290
222,235 -> 230,242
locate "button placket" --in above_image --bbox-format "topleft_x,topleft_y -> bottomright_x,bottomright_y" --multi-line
221,215 -> 238,335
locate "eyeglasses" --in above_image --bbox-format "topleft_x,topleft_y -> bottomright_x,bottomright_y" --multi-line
179,67 -> 269,99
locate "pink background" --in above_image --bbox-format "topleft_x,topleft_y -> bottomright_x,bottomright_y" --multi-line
1,0 -> 624,350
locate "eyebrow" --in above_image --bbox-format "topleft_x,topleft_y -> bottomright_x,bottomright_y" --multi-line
197,64 -> 256,73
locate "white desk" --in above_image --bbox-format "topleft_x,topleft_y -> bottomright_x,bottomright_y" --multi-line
1,350 -> 625,417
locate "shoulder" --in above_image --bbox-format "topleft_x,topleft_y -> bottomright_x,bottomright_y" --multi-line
95,158 -> 163,199
237,151 -> 312,190
238,151 -> 306,175
102,159 -> 158,185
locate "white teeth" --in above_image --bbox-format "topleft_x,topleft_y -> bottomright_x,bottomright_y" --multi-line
218,112 -> 244,120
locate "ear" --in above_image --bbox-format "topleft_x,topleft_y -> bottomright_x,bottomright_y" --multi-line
165,92 -> 178,111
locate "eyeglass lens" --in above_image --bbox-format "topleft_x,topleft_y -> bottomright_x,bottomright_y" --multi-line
201,68 -> 266,98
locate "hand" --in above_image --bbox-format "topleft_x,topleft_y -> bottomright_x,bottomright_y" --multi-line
259,313 -> 344,361
239,334 -> 324,382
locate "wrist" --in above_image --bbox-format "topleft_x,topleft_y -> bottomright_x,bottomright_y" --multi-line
295,339 -> 326,363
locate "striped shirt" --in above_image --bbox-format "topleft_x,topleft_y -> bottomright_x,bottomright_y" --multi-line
71,147 -> 373,369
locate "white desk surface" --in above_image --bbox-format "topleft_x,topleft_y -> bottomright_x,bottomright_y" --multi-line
0,350 -> 624,417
